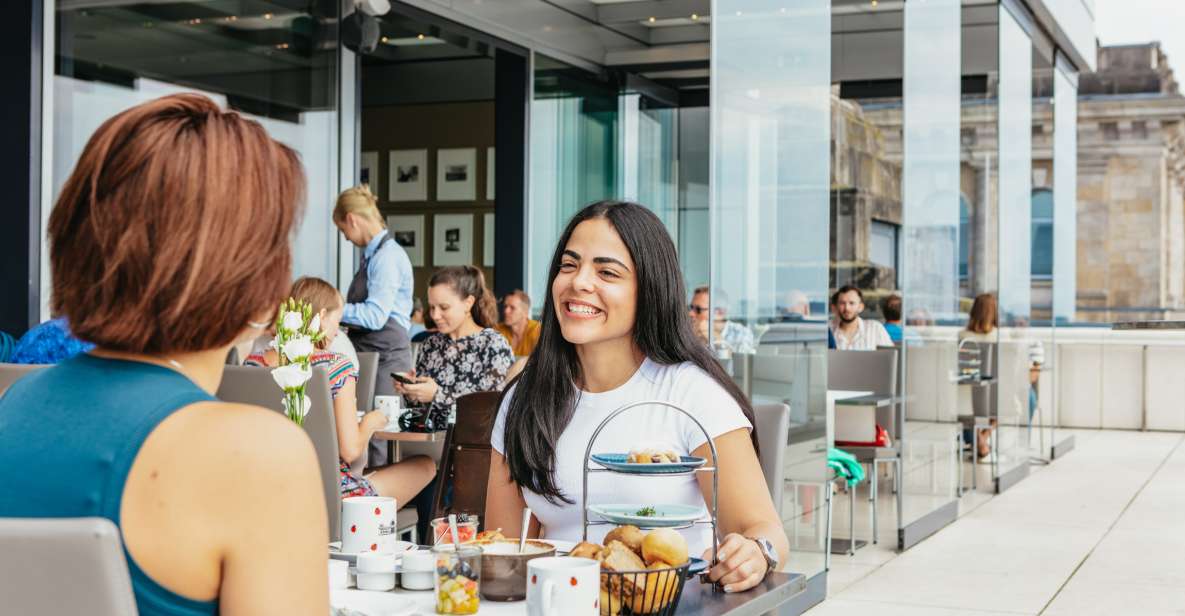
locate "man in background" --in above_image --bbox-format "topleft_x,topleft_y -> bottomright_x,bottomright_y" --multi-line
831,285 -> 893,350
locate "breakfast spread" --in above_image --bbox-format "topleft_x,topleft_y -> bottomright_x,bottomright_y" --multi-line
570,525 -> 690,616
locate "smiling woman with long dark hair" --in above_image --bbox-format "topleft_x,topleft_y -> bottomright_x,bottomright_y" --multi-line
485,201 -> 788,594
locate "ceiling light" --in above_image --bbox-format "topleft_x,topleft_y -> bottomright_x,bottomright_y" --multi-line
871,0 -> 878,6
381,36 -> 389,43
417,34 -> 425,40
648,16 -> 656,23
690,13 -> 699,20
263,12 -> 273,19
275,43 -> 289,49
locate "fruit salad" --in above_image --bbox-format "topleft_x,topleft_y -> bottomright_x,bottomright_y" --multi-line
432,545 -> 481,615
431,515 -> 479,545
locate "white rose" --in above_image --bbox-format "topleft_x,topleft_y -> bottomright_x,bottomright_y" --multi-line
271,363 -> 311,390
281,311 -> 304,333
283,394 -> 313,419
309,314 -> 321,334
282,336 -> 315,362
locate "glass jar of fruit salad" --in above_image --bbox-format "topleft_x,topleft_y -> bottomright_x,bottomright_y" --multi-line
432,544 -> 482,615
430,515 -> 479,545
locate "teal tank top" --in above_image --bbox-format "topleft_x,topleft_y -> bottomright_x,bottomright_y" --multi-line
0,354 -> 219,616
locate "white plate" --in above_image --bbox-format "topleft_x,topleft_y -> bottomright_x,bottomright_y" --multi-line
330,588 -> 414,616
329,541 -> 418,564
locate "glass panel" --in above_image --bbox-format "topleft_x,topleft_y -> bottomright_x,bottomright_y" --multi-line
527,54 -> 618,312
959,4 -> 998,496
53,1 -> 341,282
994,5 -> 1034,482
900,0 -> 961,531
1050,60 -> 1078,454
711,0 -> 831,580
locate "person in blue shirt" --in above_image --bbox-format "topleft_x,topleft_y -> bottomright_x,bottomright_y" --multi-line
333,185 -> 415,396
334,186 -> 417,468
881,293 -> 904,345
10,317 -> 95,364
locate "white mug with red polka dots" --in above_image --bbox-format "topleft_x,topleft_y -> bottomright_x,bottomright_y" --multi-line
526,557 -> 599,616
341,496 -> 397,554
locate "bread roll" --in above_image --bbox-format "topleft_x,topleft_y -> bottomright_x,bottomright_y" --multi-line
629,562 -> 680,614
603,525 -> 645,554
641,528 -> 689,567
570,541 -> 604,561
599,586 -> 622,616
601,540 -> 646,572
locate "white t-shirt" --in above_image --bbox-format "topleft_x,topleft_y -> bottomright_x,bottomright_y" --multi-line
831,317 -> 894,350
490,358 -> 752,556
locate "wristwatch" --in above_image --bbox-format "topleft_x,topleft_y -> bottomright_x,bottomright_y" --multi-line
749,537 -> 779,577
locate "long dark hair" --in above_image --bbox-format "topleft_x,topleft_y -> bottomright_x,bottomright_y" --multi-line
428,266 -> 498,328
500,201 -> 757,504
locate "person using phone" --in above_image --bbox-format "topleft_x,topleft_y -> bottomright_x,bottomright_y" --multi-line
392,266 -> 513,430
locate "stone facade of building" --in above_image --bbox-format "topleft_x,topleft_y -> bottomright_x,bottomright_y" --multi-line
846,43 -> 1185,323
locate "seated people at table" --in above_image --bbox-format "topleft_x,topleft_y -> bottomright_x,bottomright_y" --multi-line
245,277 -> 435,504
485,200 -> 789,594
881,294 -> 904,344
408,297 -> 428,341
960,293 -> 998,459
778,289 -> 811,321
496,289 -> 542,357
393,266 -> 513,430
830,285 -> 893,351
9,317 -> 94,364
0,94 -> 327,614
689,285 -> 755,355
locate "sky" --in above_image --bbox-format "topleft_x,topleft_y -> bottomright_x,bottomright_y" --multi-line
1095,0 -> 1185,70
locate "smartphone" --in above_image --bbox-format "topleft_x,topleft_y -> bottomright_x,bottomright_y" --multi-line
390,372 -> 416,385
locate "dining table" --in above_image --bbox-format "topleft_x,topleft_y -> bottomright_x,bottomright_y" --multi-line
330,557 -> 807,616
371,428 -> 449,464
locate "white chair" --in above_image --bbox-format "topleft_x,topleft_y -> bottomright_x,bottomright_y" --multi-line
0,517 -> 138,616
754,403 -> 790,518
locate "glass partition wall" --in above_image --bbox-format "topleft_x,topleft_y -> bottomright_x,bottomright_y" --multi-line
1049,56 -> 1079,457
897,0 -> 963,547
993,3 -> 1035,490
711,0 -> 831,582
52,1 -> 344,283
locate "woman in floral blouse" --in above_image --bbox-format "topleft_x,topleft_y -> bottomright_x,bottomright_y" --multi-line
394,266 -> 513,429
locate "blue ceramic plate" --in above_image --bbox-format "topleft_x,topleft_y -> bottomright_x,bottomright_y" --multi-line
590,453 -> 706,474
686,557 -> 709,577
588,504 -> 706,528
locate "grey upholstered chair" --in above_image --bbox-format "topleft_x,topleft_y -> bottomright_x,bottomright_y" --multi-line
0,363 -> 47,396
0,517 -> 137,615
218,364 -> 341,542
754,403 -> 790,518
355,351 -> 379,412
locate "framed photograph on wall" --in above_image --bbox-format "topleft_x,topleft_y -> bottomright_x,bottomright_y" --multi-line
360,151 -> 380,197
436,148 -> 477,201
485,147 -> 495,201
388,149 -> 428,202
387,215 -> 425,267
433,214 -> 474,266
483,213 -> 495,267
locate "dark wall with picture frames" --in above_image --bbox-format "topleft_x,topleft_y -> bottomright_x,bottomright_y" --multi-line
361,101 -> 497,311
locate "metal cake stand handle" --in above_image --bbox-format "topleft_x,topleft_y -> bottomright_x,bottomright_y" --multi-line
579,399 -> 721,576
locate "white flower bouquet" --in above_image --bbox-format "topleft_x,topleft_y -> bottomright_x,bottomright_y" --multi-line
270,298 -> 325,426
